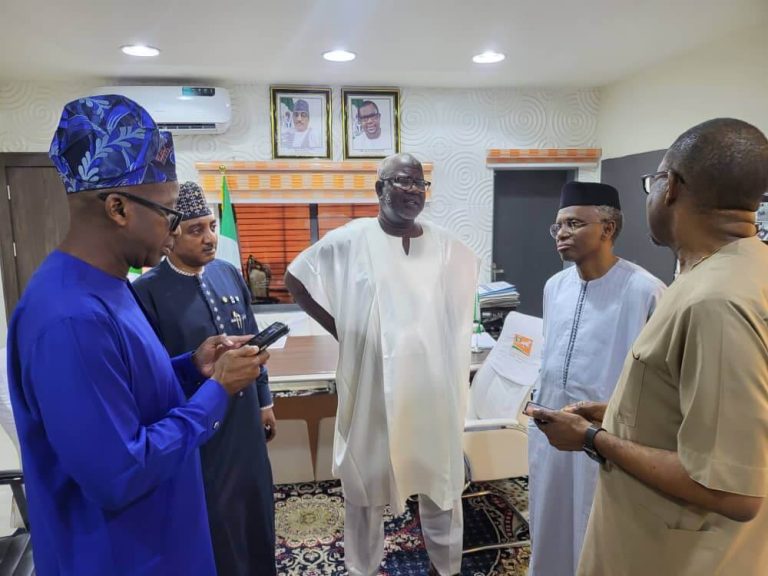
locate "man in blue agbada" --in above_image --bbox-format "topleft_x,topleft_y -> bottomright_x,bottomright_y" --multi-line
133,181 -> 278,576
6,94 -> 270,576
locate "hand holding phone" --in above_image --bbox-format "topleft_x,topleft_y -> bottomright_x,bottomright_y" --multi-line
524,400 -> 555,425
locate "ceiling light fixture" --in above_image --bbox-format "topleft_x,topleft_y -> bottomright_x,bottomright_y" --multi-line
121,45 -> 161,57
323,50 -> 356,62
473,51 -> 505,64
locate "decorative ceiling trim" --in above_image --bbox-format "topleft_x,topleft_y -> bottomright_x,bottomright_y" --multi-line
196,161 -> 433,204
486,148 -> 601,168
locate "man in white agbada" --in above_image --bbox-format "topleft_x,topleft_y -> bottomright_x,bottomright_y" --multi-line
286,153 -> 478,576
527,181 -> 665,576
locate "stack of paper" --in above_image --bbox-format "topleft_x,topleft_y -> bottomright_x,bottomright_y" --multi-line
477,281 -> 519,308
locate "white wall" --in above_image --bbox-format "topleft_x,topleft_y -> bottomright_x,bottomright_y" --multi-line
598,25 -> 768,160
0,80 -> 600,339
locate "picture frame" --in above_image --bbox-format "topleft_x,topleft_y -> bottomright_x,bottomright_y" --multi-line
341,88 -> 400,159
270,86 -> 332,159
757,193 -> 768,241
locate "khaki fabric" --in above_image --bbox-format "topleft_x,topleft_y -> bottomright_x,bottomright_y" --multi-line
579,237 -> 768,576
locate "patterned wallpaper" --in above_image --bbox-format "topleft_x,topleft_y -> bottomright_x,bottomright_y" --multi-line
0,80 -> 600,282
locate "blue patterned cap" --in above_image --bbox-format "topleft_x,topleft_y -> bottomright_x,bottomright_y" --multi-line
49,94 -> 177,194
177,181 -> 213,221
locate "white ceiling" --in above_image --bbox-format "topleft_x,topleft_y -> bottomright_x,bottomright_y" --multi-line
2,0 -> 767,88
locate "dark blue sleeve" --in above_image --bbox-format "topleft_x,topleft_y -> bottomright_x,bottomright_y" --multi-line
256,367 -> 272,408
28,316 -> 229,511
237,267 -> 273,409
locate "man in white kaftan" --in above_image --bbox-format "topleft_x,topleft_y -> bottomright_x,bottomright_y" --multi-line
286,154 -> 478,576
527,182 -> 665,576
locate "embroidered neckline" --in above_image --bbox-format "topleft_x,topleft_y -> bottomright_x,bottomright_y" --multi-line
166,257 -> 201,278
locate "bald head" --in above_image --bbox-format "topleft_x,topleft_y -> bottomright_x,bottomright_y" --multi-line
665,118 -> 768,211
377,153 -> 422,180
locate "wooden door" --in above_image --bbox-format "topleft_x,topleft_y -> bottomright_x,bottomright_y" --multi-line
0,153 -> 69,318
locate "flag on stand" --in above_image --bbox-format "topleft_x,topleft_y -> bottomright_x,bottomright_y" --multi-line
218,174 -> 242,271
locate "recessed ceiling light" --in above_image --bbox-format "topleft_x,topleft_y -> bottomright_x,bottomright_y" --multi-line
323,50 -> 356,62
473,51 -> 505,64
121,45 -> 160,57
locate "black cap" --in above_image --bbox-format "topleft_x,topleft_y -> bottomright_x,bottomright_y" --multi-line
559,181 -> 621,210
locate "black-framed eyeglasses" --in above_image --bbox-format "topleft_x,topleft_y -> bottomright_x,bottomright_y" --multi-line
641,170 -> 685,194
381,176 -> 432,191
549,219 -> 605,239
98,191 -> 183,232
358,112 -> 381,122
641,171 -> 668,194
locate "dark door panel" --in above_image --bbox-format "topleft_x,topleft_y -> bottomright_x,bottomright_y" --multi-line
493,170 -> 570,317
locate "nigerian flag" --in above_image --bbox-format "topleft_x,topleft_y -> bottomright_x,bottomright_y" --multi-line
218,175 -> 242,271
127,266 -> 143,282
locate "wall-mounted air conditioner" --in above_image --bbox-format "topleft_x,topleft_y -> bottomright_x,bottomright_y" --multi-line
93,86 -> 231,135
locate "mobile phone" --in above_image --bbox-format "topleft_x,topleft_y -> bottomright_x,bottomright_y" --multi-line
248,322 -> 290,350
524,401 -> 555,424
524,400 -> 554,415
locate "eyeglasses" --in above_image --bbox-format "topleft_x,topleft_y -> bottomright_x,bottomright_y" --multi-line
358,112 -> 380,122
381,176 -> 432,191
98,191 -> 183,232
549,219 -> 605,239
641,171 -> 669,194
641,170 -> 685,194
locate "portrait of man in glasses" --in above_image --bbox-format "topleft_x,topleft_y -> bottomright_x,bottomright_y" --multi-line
347,95 -> 398,157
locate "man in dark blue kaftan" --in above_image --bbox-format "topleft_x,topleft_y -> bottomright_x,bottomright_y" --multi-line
6,95 -> 268,576
133,181 -> 277,576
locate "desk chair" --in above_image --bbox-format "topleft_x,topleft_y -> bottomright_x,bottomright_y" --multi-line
462,312 -> 543,555
246,255 -> 279,305
0,471 -> 33,576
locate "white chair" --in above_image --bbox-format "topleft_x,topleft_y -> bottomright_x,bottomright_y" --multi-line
266,419 -> 315,484
462,311 -> 544,554
314,417 -> 336,482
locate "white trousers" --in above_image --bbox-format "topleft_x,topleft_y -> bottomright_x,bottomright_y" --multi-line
344,495 -> 464,576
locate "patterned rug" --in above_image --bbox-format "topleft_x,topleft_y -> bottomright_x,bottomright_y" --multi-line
275,478 -> 530,575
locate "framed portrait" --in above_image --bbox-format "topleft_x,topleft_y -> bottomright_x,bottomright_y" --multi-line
270,86 -> 332,159
342,88 -> 400,159
757,193 -> 768,241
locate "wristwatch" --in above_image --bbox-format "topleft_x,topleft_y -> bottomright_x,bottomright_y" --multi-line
583,424 -> 606,464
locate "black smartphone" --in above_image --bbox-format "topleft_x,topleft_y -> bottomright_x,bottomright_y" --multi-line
248,322 -> 290,350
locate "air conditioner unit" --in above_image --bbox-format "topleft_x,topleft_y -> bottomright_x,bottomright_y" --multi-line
93,86 -> 231,135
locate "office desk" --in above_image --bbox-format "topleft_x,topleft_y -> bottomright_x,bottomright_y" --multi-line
267,336 -> 337,480
268,335 -> 488,394
267,335 -> 338,394
266,335 -> 489,482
